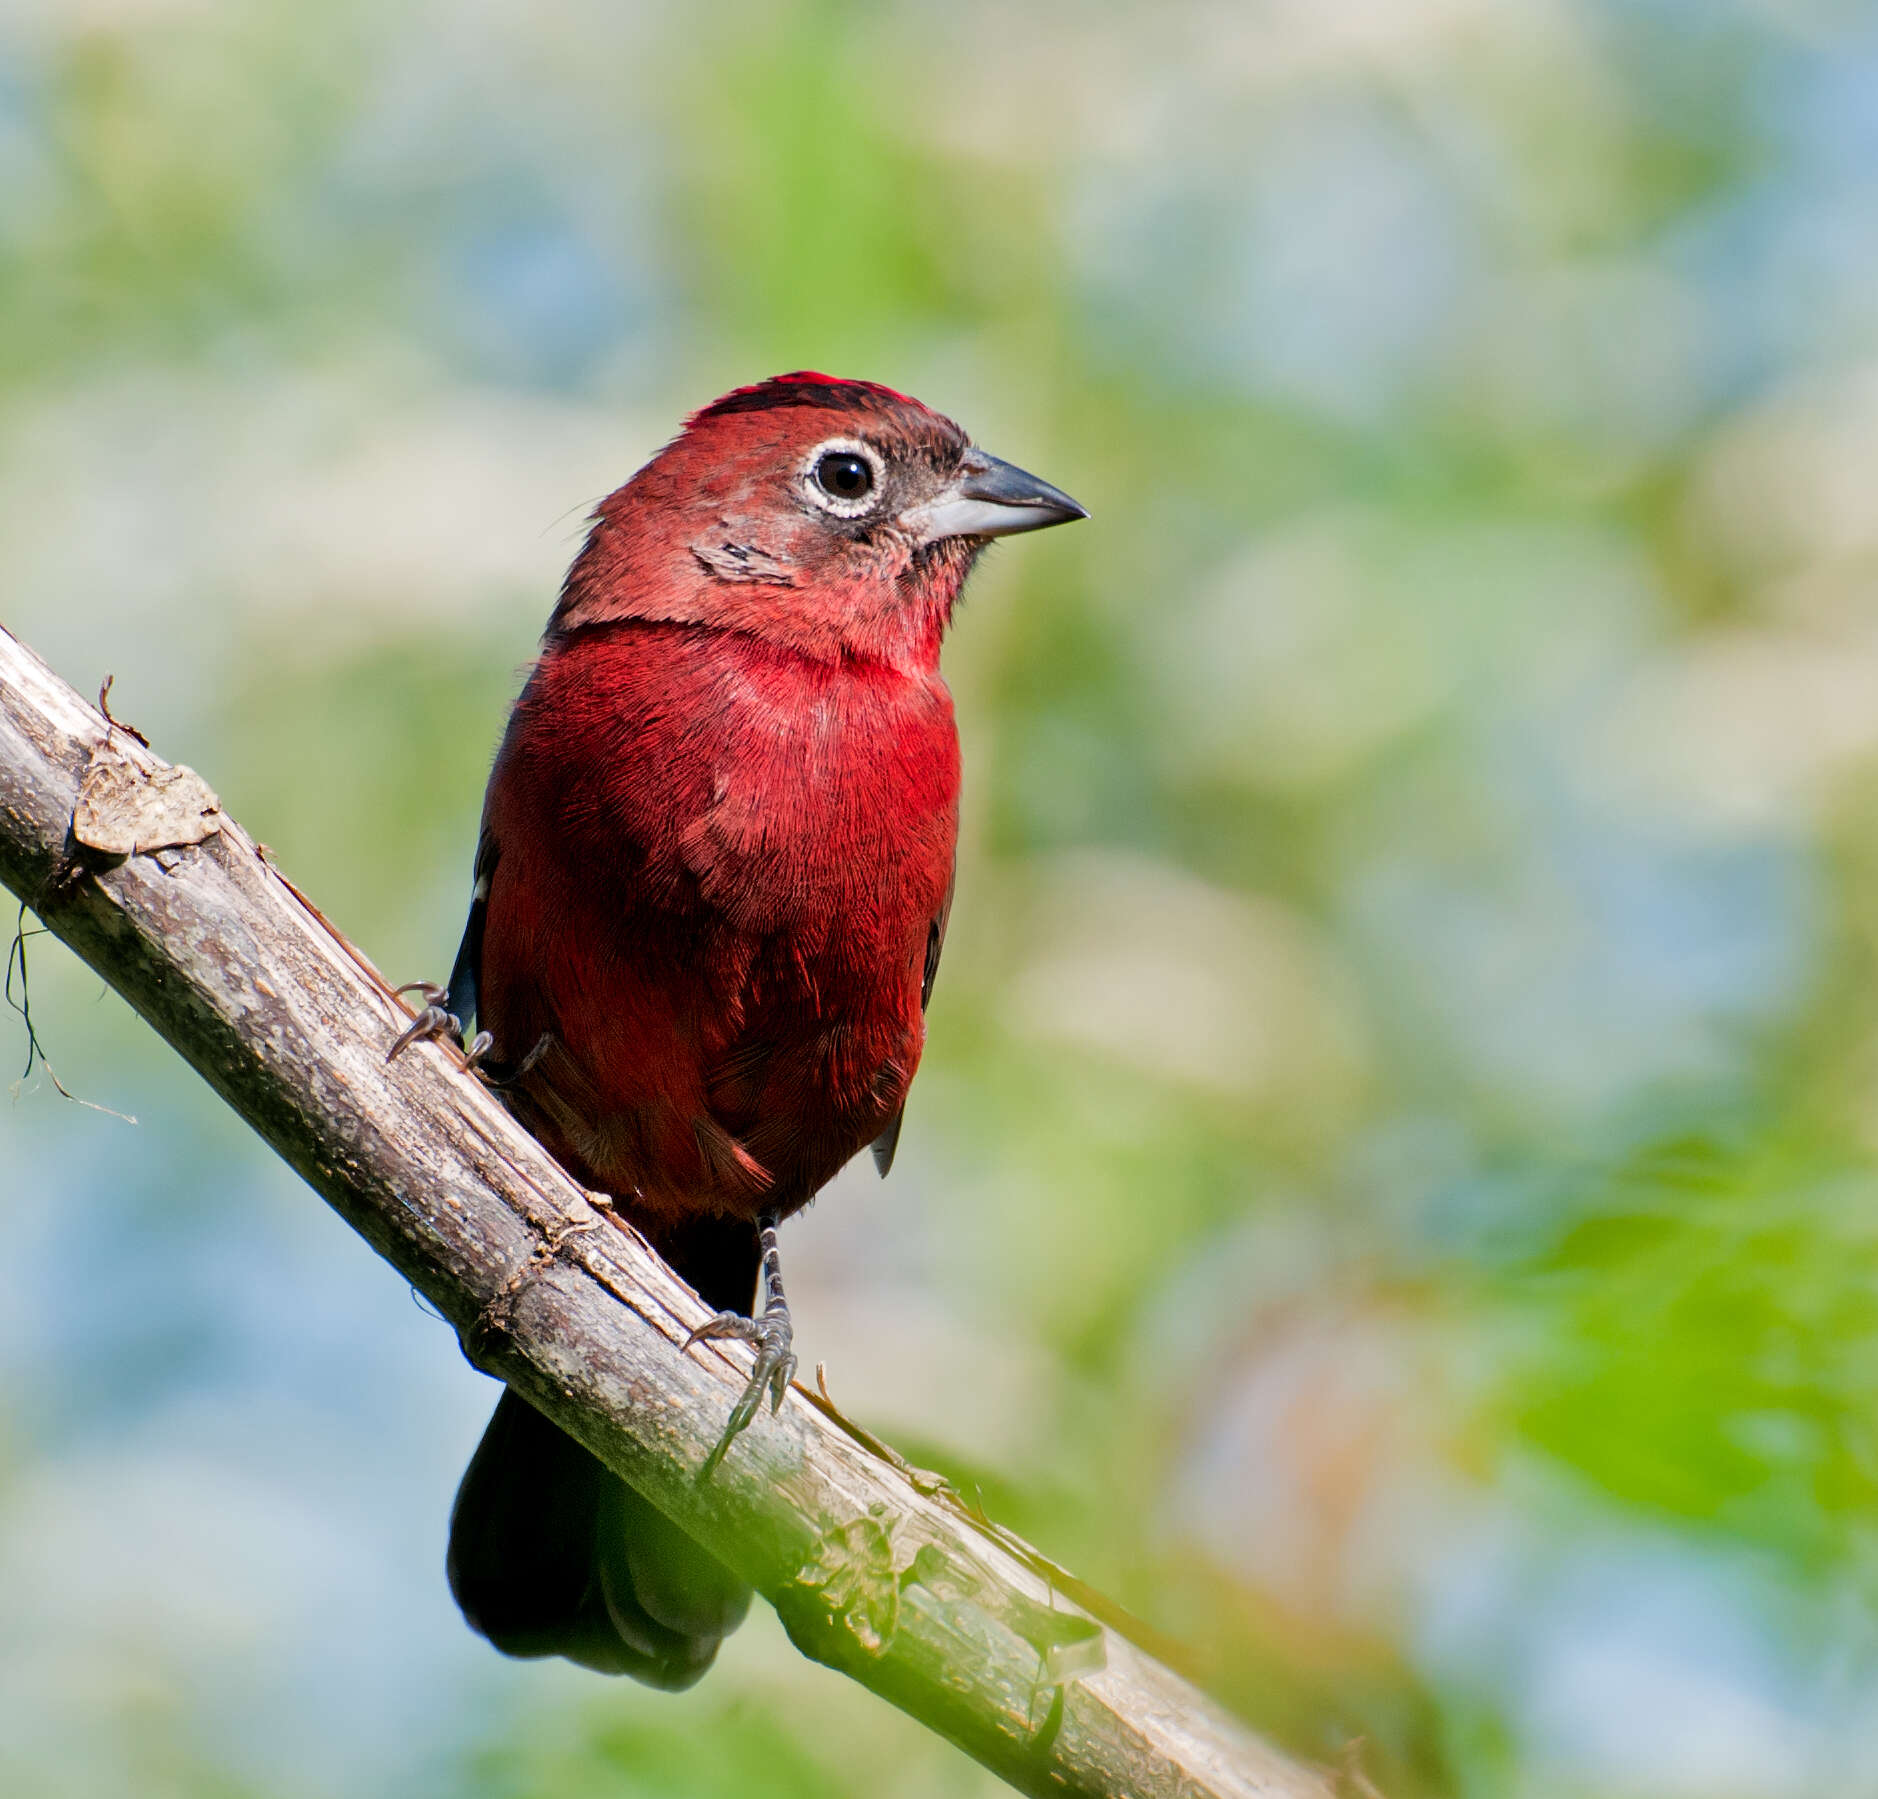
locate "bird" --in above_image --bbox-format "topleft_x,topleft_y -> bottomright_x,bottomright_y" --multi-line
390,371 -> 1085,1687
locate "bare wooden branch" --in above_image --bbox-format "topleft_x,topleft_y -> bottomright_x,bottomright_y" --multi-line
0,623 -> 1340,1799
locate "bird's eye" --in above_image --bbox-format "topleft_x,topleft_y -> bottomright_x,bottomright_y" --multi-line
814,451 -> 874,502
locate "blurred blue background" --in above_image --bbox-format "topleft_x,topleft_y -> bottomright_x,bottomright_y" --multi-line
6,2 -> 1878,1794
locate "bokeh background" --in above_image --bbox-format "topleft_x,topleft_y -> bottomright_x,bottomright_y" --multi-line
4,1 -> 1878,1794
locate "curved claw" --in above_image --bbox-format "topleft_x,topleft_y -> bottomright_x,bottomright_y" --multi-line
687,1308 -> 796,1476
684,1309 -> 756,1352
472,1030 -> 551,1090
388,1001 -> 462,1063
388,978 -> 495,1065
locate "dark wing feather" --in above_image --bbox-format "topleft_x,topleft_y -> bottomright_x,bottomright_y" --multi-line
442,829 -> 496,1040
868,1108 -> 905,1179
870,882 -> 954,1177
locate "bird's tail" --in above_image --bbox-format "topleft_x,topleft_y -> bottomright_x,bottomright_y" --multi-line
445,1215 -> 758,1687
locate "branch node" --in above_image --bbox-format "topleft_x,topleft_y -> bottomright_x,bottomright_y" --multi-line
463,1202 -> 603,1363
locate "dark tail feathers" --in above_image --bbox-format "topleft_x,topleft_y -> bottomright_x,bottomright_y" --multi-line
447,1213 -> 759,1685
448,1387 -> 751,1687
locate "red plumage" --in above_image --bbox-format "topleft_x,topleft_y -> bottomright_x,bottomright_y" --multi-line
409,373 -> 1083,1686
481,616 -> 959,1228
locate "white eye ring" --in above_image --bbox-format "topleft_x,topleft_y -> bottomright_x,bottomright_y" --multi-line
801,437 -> 885,518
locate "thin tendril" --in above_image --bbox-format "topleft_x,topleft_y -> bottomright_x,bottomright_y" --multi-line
6,901 -> 136,1121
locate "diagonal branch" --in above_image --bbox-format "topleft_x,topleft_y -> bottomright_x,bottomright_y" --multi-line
0,623 -> 1339,1799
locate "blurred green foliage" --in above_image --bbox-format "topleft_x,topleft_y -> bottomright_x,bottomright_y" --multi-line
6,3 -> 1878,1797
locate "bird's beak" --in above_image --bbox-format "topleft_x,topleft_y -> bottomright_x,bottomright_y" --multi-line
907,449 -> 1088,543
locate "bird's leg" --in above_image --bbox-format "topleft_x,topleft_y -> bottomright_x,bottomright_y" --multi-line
686,1210 -> 797,1475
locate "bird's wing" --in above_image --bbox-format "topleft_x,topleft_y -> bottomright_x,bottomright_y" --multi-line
870,869 -> 955,1177
442,827 -> 498,1039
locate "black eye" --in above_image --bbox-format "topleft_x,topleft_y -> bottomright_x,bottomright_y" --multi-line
814,451 -> 875,503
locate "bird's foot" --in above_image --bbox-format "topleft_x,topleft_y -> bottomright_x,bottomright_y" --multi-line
686,1305 -> 796,1436
686,1210 -> 797,1479
388,981 -> 490,1066
473,1030 -> 552,1090
687,1310 -> 796,1482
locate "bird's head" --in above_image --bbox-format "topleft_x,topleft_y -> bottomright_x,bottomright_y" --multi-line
552,373 -> 1085,667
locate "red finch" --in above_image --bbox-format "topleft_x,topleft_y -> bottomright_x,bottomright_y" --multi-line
392,373 -> 1084,1685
